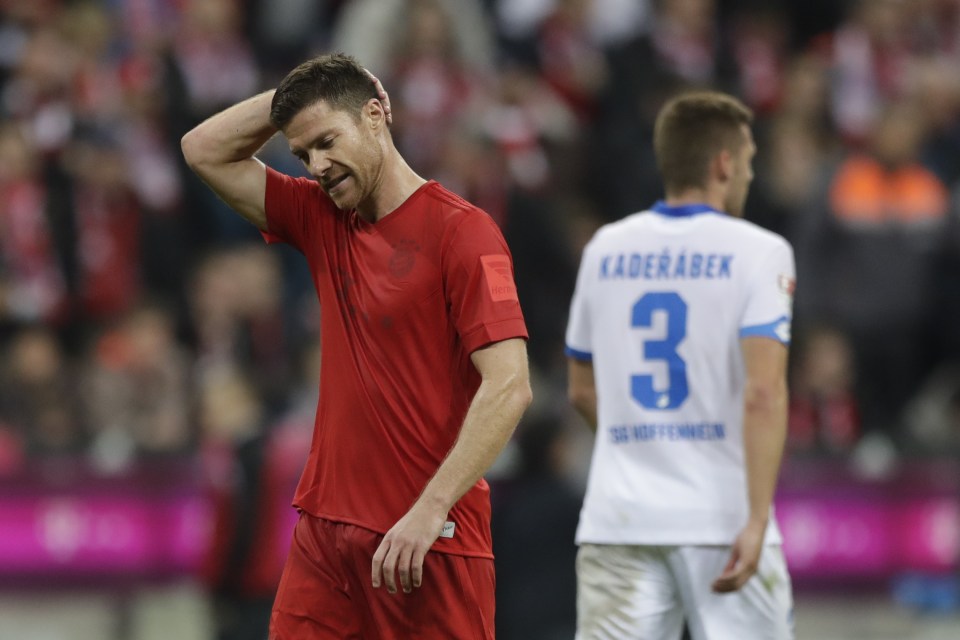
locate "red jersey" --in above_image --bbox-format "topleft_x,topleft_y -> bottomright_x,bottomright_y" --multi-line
263,168 -> 528,558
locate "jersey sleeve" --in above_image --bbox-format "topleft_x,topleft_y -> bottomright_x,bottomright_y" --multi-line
261,166 -> 328,252
564,240 -> 594,361
443,211 -> 528,354
739,239 -> 795,344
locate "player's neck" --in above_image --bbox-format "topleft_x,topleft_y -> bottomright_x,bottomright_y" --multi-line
358,148 -> 427,223
664,186 -> 726,214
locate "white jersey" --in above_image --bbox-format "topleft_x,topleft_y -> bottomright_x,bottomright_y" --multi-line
566,202 -> 795,545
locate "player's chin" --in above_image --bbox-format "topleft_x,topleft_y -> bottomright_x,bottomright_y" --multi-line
329,190 -> 359,211
324,176 -> 357,206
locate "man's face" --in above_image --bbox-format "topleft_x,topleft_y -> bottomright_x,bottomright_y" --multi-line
724,124 -> 755,218
284,100 -> 383,211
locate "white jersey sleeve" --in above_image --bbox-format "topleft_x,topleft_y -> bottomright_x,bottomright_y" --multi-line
740,240 -> 795,344
565,241 -> 596,361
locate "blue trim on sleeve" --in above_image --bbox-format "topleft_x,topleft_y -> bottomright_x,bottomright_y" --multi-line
565,346 -> 593,362
740,316 -> 791,344
650,201 -> 721,218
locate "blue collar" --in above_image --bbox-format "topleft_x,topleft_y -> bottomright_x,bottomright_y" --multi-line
650,201 -> 720,217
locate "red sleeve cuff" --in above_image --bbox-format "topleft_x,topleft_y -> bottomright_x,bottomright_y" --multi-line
461,317 -> 529,355
260,228 -> 285,245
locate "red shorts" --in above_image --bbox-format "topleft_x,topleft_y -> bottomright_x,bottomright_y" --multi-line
270,513 -> 495,639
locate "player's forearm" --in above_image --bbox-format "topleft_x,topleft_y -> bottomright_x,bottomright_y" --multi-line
568,359 -> 598,431
742,379 -> 788,526
181,90 -> 277,170
415,374 -> 532,514
570,391 -> 597,432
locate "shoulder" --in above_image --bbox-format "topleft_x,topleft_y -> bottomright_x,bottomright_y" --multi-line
424,181 -> 477,214
268,166 -> 320,196
584,212 -> 651,252
426,182 -> 502,236
713,215 -> 792,254
267,166 -> 338,214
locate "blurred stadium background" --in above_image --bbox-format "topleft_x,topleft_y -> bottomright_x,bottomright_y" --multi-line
1,0 -> 959,638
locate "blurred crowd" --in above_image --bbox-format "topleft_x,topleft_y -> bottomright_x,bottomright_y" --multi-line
1,0 -> 960,634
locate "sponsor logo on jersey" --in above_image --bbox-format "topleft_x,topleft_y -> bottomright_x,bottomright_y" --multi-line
480,255 -> 519,302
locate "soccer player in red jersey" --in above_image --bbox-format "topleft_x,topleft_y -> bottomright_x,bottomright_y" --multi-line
181,53 -> 532,639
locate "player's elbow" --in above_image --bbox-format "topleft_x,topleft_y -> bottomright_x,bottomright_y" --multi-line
180,130 -> 200,168
180,128 -> 211,171
512,375 -> 534,413
567,385 -> 595,417
743,379 -> 786,415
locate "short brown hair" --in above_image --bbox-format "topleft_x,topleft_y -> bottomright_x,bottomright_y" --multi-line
270,53 -> 378,130
653,92 -> 754,194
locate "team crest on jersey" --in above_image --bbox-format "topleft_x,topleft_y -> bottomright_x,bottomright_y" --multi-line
480,255 -> 518,302
389,239 -> 420,277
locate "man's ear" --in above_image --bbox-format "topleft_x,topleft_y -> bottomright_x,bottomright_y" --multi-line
714,149 -> 734,183
364,98 -> 385,129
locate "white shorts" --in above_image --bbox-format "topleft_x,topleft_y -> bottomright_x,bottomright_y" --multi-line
576,543 -> 794,640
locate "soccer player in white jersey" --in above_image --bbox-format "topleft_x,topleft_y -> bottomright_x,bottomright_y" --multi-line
565,92 -> 795,640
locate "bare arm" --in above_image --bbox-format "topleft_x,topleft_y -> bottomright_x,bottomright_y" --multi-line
567,357 -> 597,432
180,90 -> 277,231
712,336 -> 788,593
371,338 -> 532,594
180,72 -> 390,231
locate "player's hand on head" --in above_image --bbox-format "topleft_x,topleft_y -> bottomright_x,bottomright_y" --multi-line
371,504 -> 446,594
711,520 -> 766,593
363,67 -> 392,126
